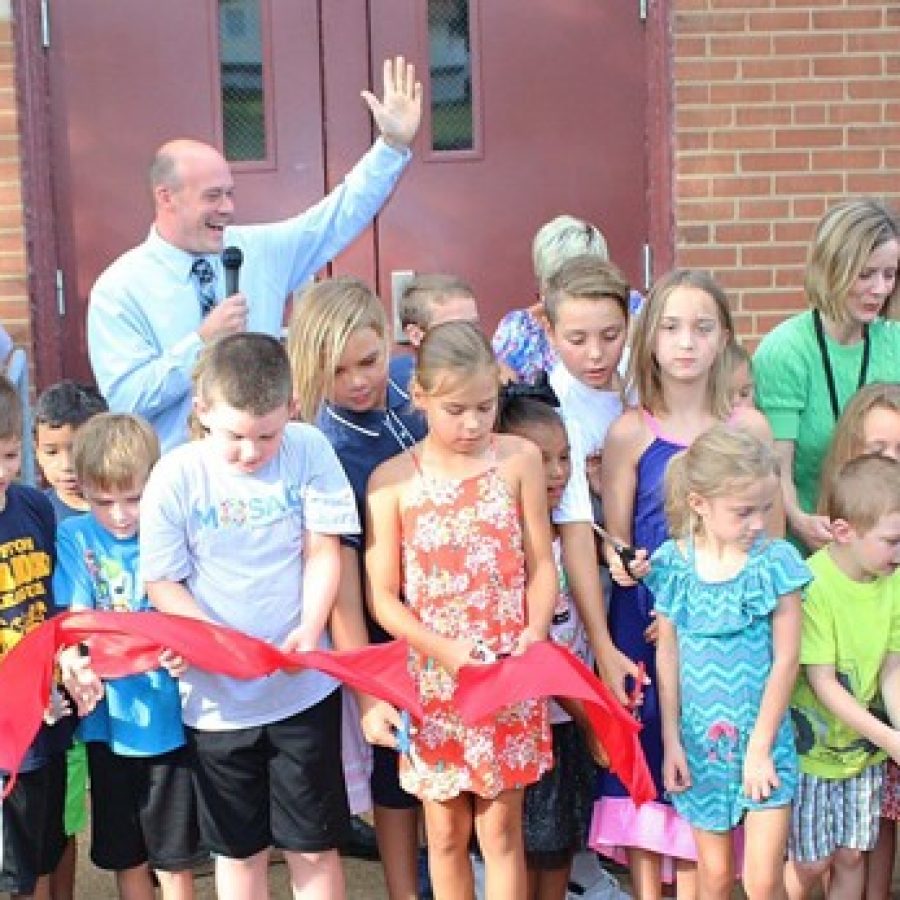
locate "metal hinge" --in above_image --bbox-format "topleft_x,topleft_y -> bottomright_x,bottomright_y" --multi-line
642,242 -> 652,292
55,268 -> 65,316
40,0 -> 50,48
639,0 -> 648,22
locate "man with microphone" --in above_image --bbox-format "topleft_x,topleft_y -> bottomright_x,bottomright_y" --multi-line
88,57 -> 422,451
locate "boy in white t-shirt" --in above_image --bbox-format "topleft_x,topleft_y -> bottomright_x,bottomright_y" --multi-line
140,333 -> 360,899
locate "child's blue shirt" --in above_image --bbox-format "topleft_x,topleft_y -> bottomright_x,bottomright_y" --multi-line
53,513 -> 184,757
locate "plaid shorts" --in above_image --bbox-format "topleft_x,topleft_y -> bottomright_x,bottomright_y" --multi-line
788,763 -> 884,863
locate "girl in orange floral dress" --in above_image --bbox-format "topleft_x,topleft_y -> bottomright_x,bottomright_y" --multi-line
366,321 -> 558,900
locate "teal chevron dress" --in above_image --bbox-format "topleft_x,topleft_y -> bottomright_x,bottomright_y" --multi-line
645,538 -> 811,832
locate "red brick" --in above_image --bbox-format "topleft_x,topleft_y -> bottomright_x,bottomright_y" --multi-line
720,267 -> 774,290
739,198 -> 791,220
773,221 -> 815,243
747,10 -> 811,31
810,148 -> 882,170
675,58 -> 739,81
676,83 -> 711,104
711,129 -> 774,150
711,174 -> 773,198
772,32 -> 844,55
742,292 -> 803,313
676,177 -> 712,199
715,222 -> 772,244
791,197 -> 831,218
676,107 -> 734,128
709,34 -> 771,57
793,106 -> 828,126
814,56 -> 882,78
740,151 -> 809,172
774,265 -> 808,288
675,12 -> 747,34
676,200 -> 738,223
741,57 -> 811,80
812,8 -> 884,30
741,244 -> 806,267
846,31 -> 900,53
709,82 -> 774,104
774,172 -> 844,194
774,127 -> 844,149
774,81 -> 844,102
847,173 -> 900,194
677,246 -> 739,268
674,35 -> 708,57
847,79 -> 900,100
735,106 -> 792,127
848,125 -> 900,146
678,224 -> 711,244
677,130 -> 710,152
679,153 -> 738,176
828,102 -> 884,124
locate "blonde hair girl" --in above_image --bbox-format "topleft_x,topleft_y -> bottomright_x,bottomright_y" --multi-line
651,424 -> 809,899
366,321 -> 557,900
590,269 -> 777,898
288,275 -> 428,900
753,198 -> 900,554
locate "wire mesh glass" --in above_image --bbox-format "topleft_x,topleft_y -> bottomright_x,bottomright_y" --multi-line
219,0 -> 267,161
428,0 -> 473,151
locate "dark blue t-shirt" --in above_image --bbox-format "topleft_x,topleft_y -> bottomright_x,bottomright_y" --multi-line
0,483 -> 73,773
315,373 -> 426,642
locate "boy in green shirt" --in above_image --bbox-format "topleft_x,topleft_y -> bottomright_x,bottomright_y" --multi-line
786,454 -> 900,899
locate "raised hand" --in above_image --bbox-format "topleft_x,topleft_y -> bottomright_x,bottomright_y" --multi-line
361,56 -> 423,150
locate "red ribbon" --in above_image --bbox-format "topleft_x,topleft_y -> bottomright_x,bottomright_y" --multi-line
457,643 -> 656,806
0,611 -> 653,806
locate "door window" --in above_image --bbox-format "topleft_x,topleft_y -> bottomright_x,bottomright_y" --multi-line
428,0 -> 476,152
219,0 -> 270,161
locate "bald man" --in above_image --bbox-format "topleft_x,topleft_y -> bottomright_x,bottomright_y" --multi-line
88,58 -> 421,451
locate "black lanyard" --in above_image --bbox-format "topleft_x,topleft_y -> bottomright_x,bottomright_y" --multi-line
812,309 -> 870,422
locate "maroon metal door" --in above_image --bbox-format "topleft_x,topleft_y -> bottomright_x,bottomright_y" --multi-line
44,1 -> 648,380
362,0 -> 649,331
47,0 -> 327,382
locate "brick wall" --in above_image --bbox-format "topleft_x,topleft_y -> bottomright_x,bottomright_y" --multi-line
0,0 -> 27,356
671,0 -> 900,348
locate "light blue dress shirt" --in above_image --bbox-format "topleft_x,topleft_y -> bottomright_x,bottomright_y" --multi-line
88,139 -> 410,451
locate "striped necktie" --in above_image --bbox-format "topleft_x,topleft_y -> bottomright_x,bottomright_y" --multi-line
191,258 -> 217,317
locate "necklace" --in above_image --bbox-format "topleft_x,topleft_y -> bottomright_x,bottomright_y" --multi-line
812,310 -> 870,422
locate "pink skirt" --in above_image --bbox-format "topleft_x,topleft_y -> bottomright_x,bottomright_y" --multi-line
589,798 -> 747,883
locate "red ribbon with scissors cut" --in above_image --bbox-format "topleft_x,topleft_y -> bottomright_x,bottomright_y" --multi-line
0,611 -> 654,805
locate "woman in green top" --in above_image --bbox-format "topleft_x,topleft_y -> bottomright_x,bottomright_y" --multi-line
753,198 -> 900,553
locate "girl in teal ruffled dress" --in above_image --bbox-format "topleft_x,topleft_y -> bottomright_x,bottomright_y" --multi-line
650,424 -> 811,899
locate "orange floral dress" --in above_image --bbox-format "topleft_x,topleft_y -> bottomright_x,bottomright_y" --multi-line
399,457 -> 552,801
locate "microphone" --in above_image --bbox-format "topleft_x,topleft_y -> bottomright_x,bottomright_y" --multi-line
222,246 -> 243,297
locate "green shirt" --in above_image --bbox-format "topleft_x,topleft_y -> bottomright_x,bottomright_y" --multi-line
754,312 -> 900,520
790,547 -> 900,779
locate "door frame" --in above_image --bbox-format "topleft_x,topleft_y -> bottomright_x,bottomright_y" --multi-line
13,0 -> 674,390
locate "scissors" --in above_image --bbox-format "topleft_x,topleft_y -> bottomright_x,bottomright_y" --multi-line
591,522 -> 643,582
627,661 -> 647,722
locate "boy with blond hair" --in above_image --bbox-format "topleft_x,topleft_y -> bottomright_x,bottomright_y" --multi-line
55,413 -> 201,900
786,454 -> 900,900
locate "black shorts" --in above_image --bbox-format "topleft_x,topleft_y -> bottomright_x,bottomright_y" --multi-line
523,721 -> 597,868
187,690 -> 350,859
0,755 -> 67,895
86,743 -> 204,872
371,744 -> 420,810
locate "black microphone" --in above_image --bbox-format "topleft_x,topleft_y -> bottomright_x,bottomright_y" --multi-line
222,246 -> 243,297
